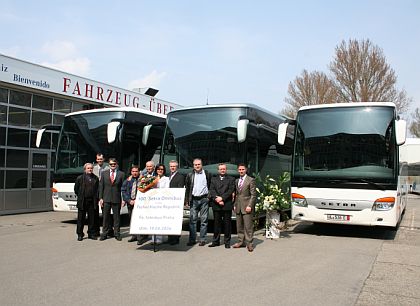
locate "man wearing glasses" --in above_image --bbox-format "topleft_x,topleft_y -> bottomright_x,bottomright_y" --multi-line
99,158 -> 125,241
185,158 -> 212,246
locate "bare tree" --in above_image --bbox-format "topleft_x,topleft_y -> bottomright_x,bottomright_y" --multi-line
282,70 -> 338,118
330,39 -> 411,113
409,108 -> 420,137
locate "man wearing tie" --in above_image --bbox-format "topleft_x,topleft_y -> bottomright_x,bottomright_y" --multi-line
233,163 -> 257,252
99,158 -> 125,241
208,163 -> 235,248
167,160 -> 185,245
121,165 -> 141,242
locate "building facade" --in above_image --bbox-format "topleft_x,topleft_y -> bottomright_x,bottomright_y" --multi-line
0,54 -> 179,215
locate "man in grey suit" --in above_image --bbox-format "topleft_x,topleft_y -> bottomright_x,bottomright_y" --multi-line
99,158 -> 125,241
233,163 -> 257,252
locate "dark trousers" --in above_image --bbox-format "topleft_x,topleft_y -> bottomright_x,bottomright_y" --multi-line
94,206 -> 100,235
76,198 -> 95,236
127,204 -> 137,239
213,210 -> 232,244
102,202 -> 121,237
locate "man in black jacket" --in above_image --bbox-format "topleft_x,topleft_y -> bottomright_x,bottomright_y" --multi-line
167,160 -> 185,245
185,158 -> 212,246
208,163 -> 235,248
74,163 -> 99,241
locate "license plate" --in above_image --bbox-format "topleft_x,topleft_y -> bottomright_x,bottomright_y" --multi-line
326,214 -> 350,221
69,205 -> 77,211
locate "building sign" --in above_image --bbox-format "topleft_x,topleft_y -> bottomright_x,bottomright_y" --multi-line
130,188 -> 185,235
0,54 -> 180,114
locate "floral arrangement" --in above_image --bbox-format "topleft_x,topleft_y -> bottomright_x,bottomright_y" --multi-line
255,172 -> 291,218
138,174 -> 158,193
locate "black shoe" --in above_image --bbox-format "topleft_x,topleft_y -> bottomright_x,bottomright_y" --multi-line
187,241 -> 196,246
88,235 -> 98,240
225,244 -> 231,249
115,235 -> 122,241
77,236 -> 83,241
199,241 -> 206,246
208,243 -> 220,247
137,237 -> 149,245
128,236 -> 137,243
99,235 -> 107,241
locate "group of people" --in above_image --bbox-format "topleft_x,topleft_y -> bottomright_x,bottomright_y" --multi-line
74,155 -> 257,252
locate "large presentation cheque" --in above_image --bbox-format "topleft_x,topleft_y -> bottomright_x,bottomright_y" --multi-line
129,188 -> 185,235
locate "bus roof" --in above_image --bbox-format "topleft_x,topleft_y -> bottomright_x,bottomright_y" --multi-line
167,103 -> 289,120
64,106 -> 167,119
299,102 -> 396,111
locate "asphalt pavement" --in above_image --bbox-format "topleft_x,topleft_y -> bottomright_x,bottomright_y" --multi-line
0,195 -> 419,306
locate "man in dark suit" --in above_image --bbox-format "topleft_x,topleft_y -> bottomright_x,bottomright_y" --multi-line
208,163 -> 235,248
99,158 -> 125,241
74,163 -> 99,241
167,160 -> 185,245
233,163 -> 257,252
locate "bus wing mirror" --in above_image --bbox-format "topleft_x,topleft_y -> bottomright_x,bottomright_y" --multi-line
395,119 -> 407,146
36,129 -> 46,148
36,124 -> 61,148
107,122 -> 120,144
142,124 -> 152,146
237,119 -> 249,143
278,123 -> 289,145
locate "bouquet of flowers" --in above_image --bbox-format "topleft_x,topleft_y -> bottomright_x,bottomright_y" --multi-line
138,174 -> 158,193
255,172 -> 291,216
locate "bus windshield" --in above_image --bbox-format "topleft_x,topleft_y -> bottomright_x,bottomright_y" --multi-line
163,108 -> 248,174
294,106 -> 395,181
56,111 -> 124,176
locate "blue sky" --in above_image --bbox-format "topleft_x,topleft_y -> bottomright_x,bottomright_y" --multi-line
1,0 -> 419,115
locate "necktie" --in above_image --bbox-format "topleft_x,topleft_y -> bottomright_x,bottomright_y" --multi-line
239,177 -> 244,190
131,178 -> 138,199
110,170 -> 115,184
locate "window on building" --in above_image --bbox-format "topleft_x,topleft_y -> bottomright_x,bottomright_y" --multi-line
8,106 -> 30,127
32,153 -> 48,169
0,148 -> 4,167
30,131 -> 52,149
9,90 -> 31,107
31,171 -> 47,188
0,104 -> 7,124
32,95 -> 53,111
53,114 -> 64,125
0,87 -> 7,103
72,102 -> 87,112
54,99 -> 72,113
5,170 -> 27,189
0,169 -> 4,189
6,149 -> 28,168
32,110 -> 52,128
7,128 -> 29,147
0,126 -> 5,145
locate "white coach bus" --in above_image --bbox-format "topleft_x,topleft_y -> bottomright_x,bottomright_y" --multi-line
278,102 -> 408,228
37,107 -> 167,213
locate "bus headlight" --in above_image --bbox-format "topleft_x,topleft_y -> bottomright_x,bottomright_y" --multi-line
372,197 -> 395,211
292,193 -> 308,207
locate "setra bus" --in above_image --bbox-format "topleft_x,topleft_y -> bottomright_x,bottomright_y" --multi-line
37,107 -> 168,213
278,102 -> 408,228
143,104 -> 294,219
